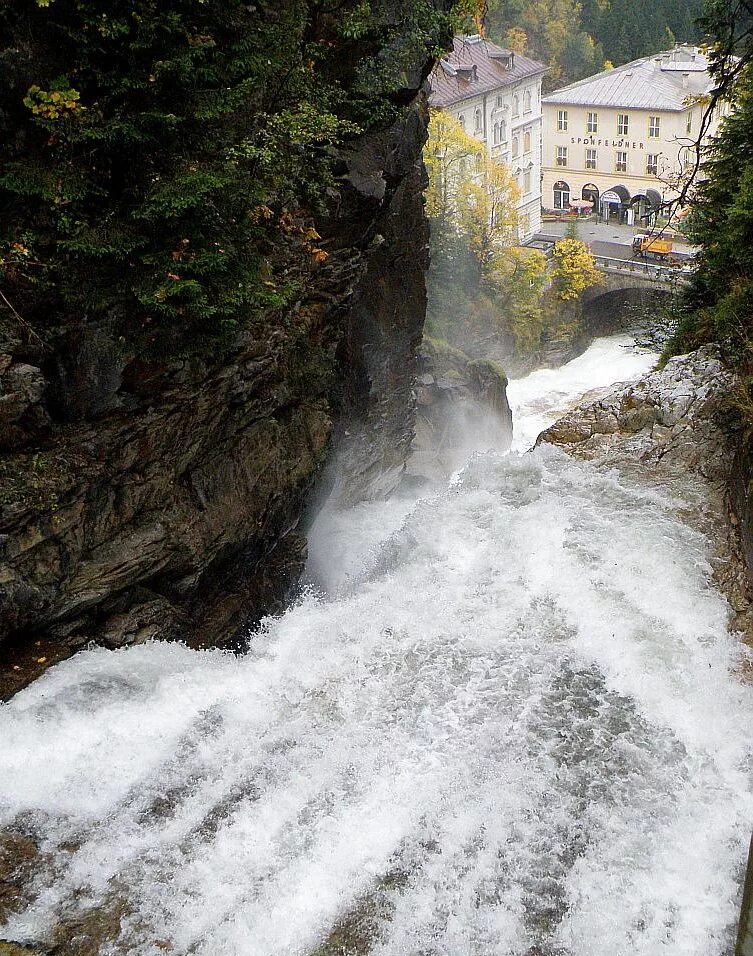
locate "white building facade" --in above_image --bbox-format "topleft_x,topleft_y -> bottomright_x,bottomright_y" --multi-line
541,45 -> 727,225
429,36 -> 547,241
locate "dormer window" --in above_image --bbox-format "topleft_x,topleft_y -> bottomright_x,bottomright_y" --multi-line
491,50 -> 515,70
456,65 -> 478,83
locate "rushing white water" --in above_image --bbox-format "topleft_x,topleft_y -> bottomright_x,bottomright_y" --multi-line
507,335 -> 657,452
1,337 -> 752,956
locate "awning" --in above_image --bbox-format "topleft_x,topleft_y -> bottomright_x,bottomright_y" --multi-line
602,184 -> 631,204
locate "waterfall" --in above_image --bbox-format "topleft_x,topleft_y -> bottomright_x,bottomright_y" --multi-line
1,337 -> 751,956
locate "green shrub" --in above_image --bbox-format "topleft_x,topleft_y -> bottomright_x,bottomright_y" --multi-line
0,0 -> 467,356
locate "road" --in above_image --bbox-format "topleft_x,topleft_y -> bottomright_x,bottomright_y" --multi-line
531,219 -> 698,263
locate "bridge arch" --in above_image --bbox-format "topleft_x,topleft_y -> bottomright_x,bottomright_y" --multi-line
582,285 -> 674,337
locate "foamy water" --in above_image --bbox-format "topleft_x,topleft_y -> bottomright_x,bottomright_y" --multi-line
507,336 -> 656,451
0,337 -> 750,956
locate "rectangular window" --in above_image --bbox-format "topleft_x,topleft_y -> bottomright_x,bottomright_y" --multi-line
587,111 -> 598,133
686,112 -> 692,134
556,146 -> 568,167
618,113 -> 629,135
649,115 -> 660,138
585,148 -> 597,169
558,110 -> 568,131
615,150 -> 627,172
524,169 -> 532,194
647,153 -> 659,175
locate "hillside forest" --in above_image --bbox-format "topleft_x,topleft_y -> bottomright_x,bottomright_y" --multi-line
486,0 -> 706,88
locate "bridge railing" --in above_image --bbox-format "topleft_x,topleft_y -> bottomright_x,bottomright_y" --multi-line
524,239 -> 691,284
592,254 -> 689,284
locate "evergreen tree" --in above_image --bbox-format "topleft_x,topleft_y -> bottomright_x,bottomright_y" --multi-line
674,68 -> 753,364
0,0 -> 475,355
485,0 -> 705,88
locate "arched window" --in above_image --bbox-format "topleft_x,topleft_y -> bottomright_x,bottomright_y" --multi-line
553,180 -> 570,210
512,136 -> 519,158
582,183 -> 599,205
458,114 -> 465,129
499,119 -> 506,142
524,90 -> 532,112
474,108 -> 482,132
524,130 -> 531,153
513,94 -> 520,117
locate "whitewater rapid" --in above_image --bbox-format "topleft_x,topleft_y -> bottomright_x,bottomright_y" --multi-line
1,337 -> 751,956
506,334 -> 657,452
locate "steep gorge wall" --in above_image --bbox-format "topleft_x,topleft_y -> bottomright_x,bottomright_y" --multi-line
0,80 -> 432,676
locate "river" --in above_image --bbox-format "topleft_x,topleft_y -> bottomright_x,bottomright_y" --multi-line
1,336 -> 751,956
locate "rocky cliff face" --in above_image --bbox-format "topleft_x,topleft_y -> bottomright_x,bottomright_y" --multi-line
537,347 -> 738,480
406,337 -> 512,482
0,88 -> 432,685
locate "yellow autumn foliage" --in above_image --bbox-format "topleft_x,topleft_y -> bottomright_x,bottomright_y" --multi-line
550,237 -> 602,301
424,110 -> 485,227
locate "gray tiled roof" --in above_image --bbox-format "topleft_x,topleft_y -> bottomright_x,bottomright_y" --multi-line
429,36 -> 547,108
543,46 -> 713,112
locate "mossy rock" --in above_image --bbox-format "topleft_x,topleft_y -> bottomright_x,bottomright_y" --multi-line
420,335 -> 471,377
465,357 -> 508,387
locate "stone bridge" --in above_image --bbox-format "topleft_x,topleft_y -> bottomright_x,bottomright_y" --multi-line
587,253 -> 690,296
527,238 -> 690,298
526,238 -> 690,336
581,255 -> 688,334
581,255 -> 688,335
